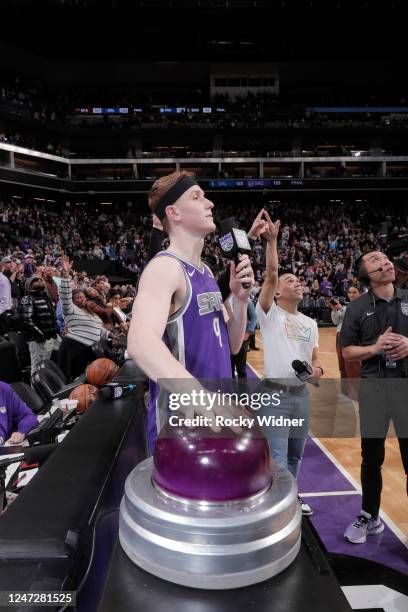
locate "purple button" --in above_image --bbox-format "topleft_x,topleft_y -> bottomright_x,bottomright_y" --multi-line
153,423 -> 272,502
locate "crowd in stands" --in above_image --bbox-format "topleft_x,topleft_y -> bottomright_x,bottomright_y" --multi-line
0,199 -> 150,281
3,76 -> 408,160
1,195 -> 406,327
1,190 -> 408,419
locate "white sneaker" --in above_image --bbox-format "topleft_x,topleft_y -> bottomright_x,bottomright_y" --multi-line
344,510 -> 384,544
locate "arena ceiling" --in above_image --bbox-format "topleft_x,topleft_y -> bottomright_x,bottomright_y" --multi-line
0,3 -> 405,62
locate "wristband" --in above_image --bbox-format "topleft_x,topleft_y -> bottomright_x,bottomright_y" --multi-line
316,366 -> 324,376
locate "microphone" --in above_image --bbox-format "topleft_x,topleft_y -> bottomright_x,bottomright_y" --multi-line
99,382 -> 137,399
292,359 -> 319,387
23,443 -> 58,466
0,453 -> 24,470
218,218 -> 252,289
0,443 -> 57,470
367,267 -> 383,274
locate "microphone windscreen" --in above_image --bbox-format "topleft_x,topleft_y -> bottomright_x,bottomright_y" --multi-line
218,218 -> 238,259
218,218 -> 251,259
292,359 -> 306,373
24,443 -> 57,466
219,217 -> 237,236
99,386 -> 112,399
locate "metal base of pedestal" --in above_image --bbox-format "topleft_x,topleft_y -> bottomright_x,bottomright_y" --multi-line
119,458 -> 301,590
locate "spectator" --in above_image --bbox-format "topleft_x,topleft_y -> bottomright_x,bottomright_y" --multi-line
84,287 -> 113,329
319,276 -> 333,297
0,381 -> 38,446
23,254 -> 36,279
111,292 -> 130,330
20,275 -> 58,375
43,267 -> 59,306
330,298 -> 348,395
0,259 -> 12,335
231,299 -> 257,380
58,256 -> 112,380
3,260 -> 25,309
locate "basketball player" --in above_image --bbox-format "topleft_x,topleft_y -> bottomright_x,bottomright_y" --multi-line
127,171 -> 255,451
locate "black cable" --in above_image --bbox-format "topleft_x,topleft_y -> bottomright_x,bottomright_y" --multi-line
56,507 -> 120,612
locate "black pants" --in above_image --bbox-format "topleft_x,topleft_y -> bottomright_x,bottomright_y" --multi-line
231,340 -> 249,378
359,379 -> 408,517
248,332 -> 257,349
57,336 -> 96,381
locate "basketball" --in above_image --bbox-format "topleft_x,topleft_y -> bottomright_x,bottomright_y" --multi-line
86,358 -> 119,387
69,384 -> 99,414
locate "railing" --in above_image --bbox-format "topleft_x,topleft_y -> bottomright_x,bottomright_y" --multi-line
2,142 -> 408,192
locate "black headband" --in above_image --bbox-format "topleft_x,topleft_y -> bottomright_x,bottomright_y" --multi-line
154,176 -> 199,221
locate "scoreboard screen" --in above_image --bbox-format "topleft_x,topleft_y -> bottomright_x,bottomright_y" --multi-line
208,179 -> 305,189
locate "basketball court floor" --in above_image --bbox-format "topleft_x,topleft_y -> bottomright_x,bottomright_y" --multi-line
247,327 -> 408,584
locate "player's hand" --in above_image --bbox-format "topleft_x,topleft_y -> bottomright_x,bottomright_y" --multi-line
248,208 -> 267,240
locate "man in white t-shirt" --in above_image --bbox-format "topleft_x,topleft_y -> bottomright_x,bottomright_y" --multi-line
256,211 -> 323,516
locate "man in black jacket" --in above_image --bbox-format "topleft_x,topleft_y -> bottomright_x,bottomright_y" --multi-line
20,274 -> 58,375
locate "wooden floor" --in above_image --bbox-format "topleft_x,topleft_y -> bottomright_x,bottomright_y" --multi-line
247,327 -> 408,540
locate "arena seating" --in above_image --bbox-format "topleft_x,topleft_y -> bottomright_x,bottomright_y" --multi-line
32,368 -> 88,403
10,381 -> 45,414
0,341 -> 22,383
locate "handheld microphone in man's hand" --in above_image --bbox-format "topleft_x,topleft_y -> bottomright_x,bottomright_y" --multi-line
292,360 -> 319,387
218,218 -> 252,289
99,382 -> 137,399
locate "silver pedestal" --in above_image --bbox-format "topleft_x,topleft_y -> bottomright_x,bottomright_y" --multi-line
119,457 -> 301,590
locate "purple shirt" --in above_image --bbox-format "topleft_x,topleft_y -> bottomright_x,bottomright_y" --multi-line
0,382 -> 38,444
319,280 -> 333,296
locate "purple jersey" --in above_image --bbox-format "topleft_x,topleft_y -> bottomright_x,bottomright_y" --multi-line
148,251 -> 232,451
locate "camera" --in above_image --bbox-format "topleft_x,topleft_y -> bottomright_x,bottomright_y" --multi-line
379,219 -> 408,257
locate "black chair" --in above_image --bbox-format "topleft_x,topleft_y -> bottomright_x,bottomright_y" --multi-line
0,342 -> 22,383
32,368 -> 66,402
32,368 -> 85,403
6,331 -> 31,382
91,341 -> 105,359
10,382 -> 45,414
41,360 -> 68,384
41,360 -> 86,387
